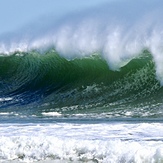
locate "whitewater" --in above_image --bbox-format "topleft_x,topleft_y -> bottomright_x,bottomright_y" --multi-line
1,0 -> 163,162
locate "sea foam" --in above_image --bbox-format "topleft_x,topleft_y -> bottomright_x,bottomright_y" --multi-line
0,123 -> 163,162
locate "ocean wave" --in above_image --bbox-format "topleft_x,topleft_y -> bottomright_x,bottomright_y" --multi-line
0,49 -> 162,118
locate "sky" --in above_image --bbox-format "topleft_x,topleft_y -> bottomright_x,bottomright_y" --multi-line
0,0 -> 109,35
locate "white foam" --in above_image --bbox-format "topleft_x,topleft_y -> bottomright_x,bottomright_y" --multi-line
0,112 -> 10,115
0,122 -> 163,162
42,112 -> 62,117
0,97 -> 13,102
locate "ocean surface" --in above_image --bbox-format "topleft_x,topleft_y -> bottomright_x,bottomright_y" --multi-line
1,0 -> 163,162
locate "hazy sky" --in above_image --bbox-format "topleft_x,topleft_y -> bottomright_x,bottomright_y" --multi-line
0,0 -> 109,35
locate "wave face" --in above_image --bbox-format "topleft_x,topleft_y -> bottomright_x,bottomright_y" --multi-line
0,49 -> 162,119
1,0 -> 163,119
